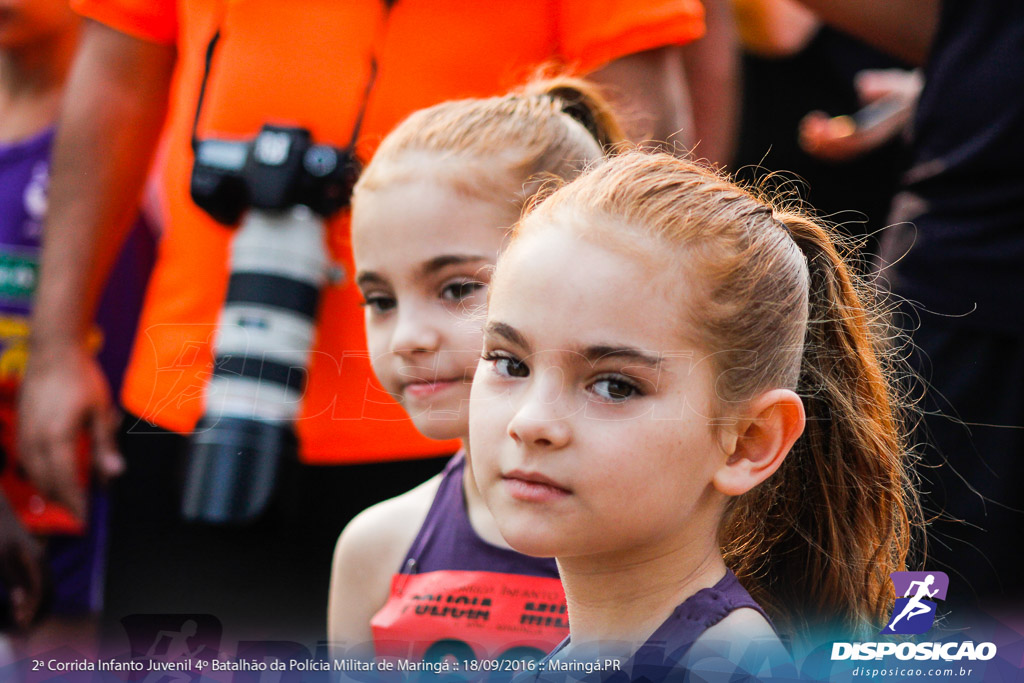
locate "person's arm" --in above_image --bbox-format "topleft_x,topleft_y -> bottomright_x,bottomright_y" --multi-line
793,0 -> 940,66
18,20 -> 176,519
588,45 -> 695,153
734,0 -> 821,58
679,0 -> 741,166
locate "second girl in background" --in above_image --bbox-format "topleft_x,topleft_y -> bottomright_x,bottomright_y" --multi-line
328,79 -> 623,661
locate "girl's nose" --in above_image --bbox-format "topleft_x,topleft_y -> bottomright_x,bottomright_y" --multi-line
506,373 -> 573,450
390,308 -> 441,355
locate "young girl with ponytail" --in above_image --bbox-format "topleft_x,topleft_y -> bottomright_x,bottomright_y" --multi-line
470,150 -> 917,678
328,79 -> 624,662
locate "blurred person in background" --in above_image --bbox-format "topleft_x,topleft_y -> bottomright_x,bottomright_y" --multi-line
797,0 -> 1024,611
798,67 -> 921,165
732,0 -> 915,263
0,0 -> 154,658
16,0 -> 737,646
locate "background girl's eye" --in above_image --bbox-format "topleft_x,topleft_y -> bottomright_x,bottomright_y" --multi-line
592,378 -> 638,401
361,295 -> 396,313
441,281 -> 485,302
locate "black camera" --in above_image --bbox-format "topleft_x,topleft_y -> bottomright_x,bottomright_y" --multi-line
183,125 -> 359,523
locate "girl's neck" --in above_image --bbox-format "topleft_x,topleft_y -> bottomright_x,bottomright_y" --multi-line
0,27 -> 79,142
460,439 -> 511,549
557,521 -> 727,653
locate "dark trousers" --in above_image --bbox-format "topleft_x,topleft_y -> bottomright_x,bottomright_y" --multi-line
907,317 -> 1024,610
101,416 -> 450,649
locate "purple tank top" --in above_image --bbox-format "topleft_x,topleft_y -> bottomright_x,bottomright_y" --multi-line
370,453 -> 567,662
534,571 -> 778,682
402,453 -> 559,576
0,126 -> 155,396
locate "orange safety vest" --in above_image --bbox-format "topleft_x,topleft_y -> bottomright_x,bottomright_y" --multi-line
72,0 -> 704,464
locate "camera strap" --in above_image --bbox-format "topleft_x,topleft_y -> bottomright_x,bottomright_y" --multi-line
189,3 -> 392,157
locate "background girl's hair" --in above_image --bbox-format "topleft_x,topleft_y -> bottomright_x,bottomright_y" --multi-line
518,151 -> 919,638
522,78 -> 626,152
354,77 -> 624,203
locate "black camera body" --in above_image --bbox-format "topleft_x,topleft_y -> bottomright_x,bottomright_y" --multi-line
184,125 -> 358,524
191,124 -> 361,224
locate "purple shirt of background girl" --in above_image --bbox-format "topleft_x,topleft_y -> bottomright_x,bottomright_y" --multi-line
0,126 -> 156,614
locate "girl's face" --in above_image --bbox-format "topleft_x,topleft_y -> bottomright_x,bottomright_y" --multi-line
352,177 -> 514,442
470,226 -> 727,561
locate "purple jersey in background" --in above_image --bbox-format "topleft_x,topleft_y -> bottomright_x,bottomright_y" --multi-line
0,126 -> 156,613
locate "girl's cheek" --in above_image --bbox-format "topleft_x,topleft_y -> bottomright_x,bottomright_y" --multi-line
471,394 -> 503,442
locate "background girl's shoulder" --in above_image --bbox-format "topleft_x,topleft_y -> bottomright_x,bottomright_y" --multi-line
333,474 -> 442,568
328,474 -> 443,645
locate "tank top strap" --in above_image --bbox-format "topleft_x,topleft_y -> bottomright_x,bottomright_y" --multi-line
627,569 -> 776,676
398,452 -> 467,574
532,570 -> 777,683
669,568 -> 772,629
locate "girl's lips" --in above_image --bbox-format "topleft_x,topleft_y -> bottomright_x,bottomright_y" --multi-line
501,471 -> 571,503
403,379 -> 459,399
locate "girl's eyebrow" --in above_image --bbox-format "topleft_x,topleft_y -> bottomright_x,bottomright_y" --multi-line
484,321 -> 662,369
356,254 -> 489,288
355,271 -> 387,288
419,254 -> 491,277
484,321 -> 530,350
583,345 -> 662,369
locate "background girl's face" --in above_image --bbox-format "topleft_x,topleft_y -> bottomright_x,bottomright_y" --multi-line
470,226 -> 727,562
352,177 -> 514,442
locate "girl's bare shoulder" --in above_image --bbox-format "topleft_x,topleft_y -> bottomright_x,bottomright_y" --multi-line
328,474 -> 443,646
332,474 -> 443,577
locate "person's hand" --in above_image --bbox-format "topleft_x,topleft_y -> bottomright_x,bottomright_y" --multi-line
799,68 -> 923,162
17,342 -> 123,520
0,494 -> 47,631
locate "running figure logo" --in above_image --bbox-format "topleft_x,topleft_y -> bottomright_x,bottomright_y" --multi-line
884,571 -> 949,635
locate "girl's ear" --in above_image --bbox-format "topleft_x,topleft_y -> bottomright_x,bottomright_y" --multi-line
713,389 -> 805,497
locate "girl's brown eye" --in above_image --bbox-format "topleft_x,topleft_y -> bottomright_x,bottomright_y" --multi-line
591,378 -> 640,402
441,281 -> 485,302
360,295 -> 396,313
484,353 -> 529,379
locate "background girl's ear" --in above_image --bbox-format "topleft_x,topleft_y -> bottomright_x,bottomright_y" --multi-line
712,389 -> 805,497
